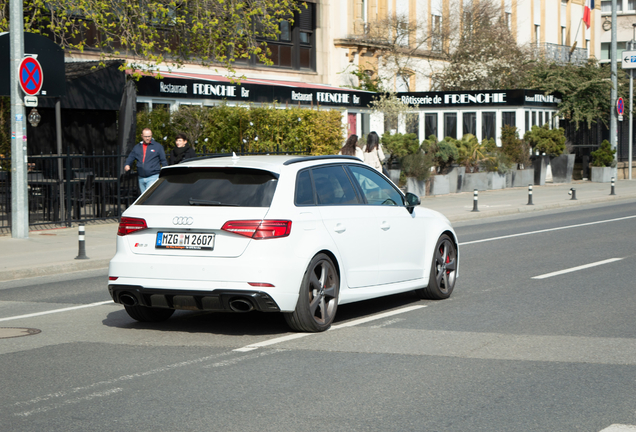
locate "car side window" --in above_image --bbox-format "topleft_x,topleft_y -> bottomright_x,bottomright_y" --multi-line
348,165 -> 404,206
312,165 -> 360,206
295,169 -> 315,205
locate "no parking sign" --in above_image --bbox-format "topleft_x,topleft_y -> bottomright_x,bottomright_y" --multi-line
18,57 -> 43,96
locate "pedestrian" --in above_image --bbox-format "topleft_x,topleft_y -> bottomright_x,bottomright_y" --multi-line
124,128 -> 168,194
168,133 -> 196,165
362,131 -> 386,172
339,134 -> 364,160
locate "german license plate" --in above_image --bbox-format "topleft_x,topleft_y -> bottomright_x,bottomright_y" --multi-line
156,232 -> 215,250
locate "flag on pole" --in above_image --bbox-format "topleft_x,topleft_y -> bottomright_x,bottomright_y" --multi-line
583,0 -> 594,29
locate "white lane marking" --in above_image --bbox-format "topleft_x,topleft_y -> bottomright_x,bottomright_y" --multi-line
204,349 -> 283,368
15,388 -> 123,418
0,300 -> 114,323
11,351 -> 235,410
459,215 -> 636,246
233,305 -> 427,352
599,425 -> 636,432
532,258 -> 624,279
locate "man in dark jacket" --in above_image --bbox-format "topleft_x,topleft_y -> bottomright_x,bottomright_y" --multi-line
124,128 -> 168,193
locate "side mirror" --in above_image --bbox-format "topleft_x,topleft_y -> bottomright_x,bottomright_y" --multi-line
404,192 -> 420,213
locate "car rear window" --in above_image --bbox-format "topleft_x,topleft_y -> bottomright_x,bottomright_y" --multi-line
137,167 -> 278,207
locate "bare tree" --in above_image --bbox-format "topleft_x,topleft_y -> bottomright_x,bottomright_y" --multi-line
431,0 -> 532,91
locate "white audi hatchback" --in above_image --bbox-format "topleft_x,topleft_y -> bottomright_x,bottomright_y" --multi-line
108,154 -> 459,332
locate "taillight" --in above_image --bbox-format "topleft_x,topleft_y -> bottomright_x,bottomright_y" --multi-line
221,220 -> 292,239
109,276 -> 118,281
117,217 -> 148,236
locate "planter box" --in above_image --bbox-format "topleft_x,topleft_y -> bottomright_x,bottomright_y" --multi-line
406,177 -> 427,199
533,155 -> 550,185
511,168 -> 535,188
387,169 -> 401,185
488,172 -> 506,190
590,166 -> 615,183
448,166 -> 464,194
429,174 -> 451,195
551,154 -> 575,183
461,171 -> 489,192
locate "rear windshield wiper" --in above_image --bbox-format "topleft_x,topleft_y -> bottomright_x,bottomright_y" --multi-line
188,198 -> 238,206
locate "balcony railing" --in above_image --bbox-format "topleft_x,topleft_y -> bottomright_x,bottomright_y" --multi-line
531,43 -> 589,66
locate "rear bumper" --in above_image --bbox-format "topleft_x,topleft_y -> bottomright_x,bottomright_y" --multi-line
109,285 -> 281,313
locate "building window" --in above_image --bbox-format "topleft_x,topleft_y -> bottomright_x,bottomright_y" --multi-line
502,112 -> 516,127
431,14 -> 443,52
425,113 -> 438,139
251,3 -> 315,71
630,0 -> 636,11
482,112 -> 496,140
525,111 -> 530,132
463,112 -> 476,136
601,42 -> 627,61
601,0 -> 622,12
535,25 -> 540,46
397,74 -> 410,92
561,26 -> 567,45
406,113 -> 419,136
532,111 -> 536,126
444,113 -> 457,139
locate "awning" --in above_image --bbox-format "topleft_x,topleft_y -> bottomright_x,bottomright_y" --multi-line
132,70 -> 376,108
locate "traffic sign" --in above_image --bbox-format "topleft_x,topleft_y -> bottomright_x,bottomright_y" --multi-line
24,96 -> 38,107
622,50 -> 636,69
18,57 -> 43,96
617,97 -> 625,115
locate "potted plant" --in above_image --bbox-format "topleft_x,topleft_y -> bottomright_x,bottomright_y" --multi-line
590,139 -> 617,182
381,132 -> 420,185
456,134 -> 493,192
524,124 -> 566,185
501,125 -> 534,187
421,135 -> 459,195
402,151 -> 435,198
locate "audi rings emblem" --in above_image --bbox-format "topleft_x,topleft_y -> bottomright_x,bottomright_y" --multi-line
173,216 -> 194,226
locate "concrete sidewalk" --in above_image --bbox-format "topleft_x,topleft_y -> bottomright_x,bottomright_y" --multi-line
1,180 -> 635,282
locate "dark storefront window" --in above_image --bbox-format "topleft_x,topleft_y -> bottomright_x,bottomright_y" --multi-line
463,112 -> 476,136
425,113 -> 437,139
525,111 -> 529,132
502,112 -> 516,127
444,113 -> 457,139
482,112 -> 496,140
532,111 -> 536,126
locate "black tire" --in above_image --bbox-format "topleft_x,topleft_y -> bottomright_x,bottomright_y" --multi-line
284,253 -> 340,332
124,305 -> 175,322
416,234 -> 457,300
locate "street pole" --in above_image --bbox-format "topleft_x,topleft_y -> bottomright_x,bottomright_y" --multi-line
10,0 -> 28,238
610,0 -> 618,179
631,26 -> 635,180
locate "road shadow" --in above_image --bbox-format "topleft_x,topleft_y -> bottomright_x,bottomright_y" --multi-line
102,290 -> 425,336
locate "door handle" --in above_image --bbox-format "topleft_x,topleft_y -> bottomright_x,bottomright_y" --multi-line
334,223 -> 346,233
380,221 -> 390,230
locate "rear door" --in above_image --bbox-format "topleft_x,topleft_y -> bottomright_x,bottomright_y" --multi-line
309,165 -> 379,288
347,165 -> 424,284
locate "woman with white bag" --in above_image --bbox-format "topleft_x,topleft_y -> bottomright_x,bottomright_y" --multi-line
362,131 -> 386,172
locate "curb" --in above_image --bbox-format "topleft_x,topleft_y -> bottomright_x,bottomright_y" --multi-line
0,259 -> 111,282
444,193 -> 636,222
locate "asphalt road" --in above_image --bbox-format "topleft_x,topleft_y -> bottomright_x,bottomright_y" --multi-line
1,201 -> 636,432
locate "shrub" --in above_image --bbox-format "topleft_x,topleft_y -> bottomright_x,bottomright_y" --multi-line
421,135 -> 459,173
381,132 -> 420,166
401,151 -> 435,182
523,124 -> 565,157
500,124 -> 531,168
590,140 -> 616,167
456,134 -> 494,172
136,104 -> 344,156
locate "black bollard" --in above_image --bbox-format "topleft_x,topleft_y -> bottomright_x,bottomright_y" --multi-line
75,224 -> 89,260
472,189 -> 479,212
610,177 -> 616,196
568,188 -> 577,200
527,184 -> 534,205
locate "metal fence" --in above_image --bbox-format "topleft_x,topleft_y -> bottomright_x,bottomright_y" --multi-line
0,150 -> 307,232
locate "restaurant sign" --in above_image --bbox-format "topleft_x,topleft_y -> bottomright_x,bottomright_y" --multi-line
137,76 -> 374,107
398,90 -> 562,108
